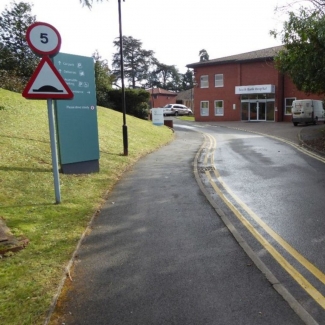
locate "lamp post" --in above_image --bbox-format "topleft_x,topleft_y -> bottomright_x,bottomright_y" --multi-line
118,0 -> 128,156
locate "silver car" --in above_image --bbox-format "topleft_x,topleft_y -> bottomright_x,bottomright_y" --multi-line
163,104 -> 193,116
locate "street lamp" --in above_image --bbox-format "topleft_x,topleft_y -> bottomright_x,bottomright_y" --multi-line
118,0 -> 128,156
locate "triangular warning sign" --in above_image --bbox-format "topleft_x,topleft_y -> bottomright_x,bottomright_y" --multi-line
22,56 -> 73,99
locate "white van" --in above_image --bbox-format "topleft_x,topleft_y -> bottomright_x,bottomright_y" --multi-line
292,99 -> 325,126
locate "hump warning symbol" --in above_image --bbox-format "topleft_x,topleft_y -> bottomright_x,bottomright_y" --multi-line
23,56 -> 73,99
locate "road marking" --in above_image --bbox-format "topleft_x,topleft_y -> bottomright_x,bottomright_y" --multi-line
202,132 -> 325,309
218,126 -> 325,164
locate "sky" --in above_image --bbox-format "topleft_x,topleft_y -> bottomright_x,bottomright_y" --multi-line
0,0 -> 296,73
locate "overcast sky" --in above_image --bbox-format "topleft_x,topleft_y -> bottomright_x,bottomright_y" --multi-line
1,0 -> 296,73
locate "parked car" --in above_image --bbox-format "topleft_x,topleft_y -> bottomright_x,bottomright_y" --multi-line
163,104 -> 193,116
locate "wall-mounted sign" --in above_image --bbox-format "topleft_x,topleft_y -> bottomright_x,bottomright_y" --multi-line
235,84 -> 275,95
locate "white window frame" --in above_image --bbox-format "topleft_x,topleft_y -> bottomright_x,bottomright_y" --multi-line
200,75 -> 208,88
215,74 -> 224,87
214,100 -> 224,116
285,97 -> 296,115
200,101 -> 209,116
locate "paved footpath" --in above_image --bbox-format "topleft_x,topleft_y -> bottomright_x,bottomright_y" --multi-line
53,124 -> 307,325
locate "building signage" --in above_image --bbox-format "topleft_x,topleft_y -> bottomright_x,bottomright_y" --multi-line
53,53 -> 99,174
235,84 -> 275,95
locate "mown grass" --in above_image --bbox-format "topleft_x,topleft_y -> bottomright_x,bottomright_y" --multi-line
178,115 -> 195,121
0,88 -> 174,325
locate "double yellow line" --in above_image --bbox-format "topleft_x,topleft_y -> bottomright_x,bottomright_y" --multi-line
202,132 -> 325,309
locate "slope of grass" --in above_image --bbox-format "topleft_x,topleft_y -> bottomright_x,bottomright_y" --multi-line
0,88 -> 174,325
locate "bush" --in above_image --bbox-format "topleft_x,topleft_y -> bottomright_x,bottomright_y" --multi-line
99,88 -> 150,120
134,102 -> 149,119
0,70 -> 28,93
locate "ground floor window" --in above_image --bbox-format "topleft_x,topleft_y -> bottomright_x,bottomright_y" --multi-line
214,100 -> 224,116
285,97 -> 296,115
200,101 -> 209,116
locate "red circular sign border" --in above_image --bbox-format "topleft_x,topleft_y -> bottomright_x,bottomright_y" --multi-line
26,22 -> 61,56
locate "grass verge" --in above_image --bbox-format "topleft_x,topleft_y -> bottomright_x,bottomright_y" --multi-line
178,115 -> 195,121
0,88 -> 174,325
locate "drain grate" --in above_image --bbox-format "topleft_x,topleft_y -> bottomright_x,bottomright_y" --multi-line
198,166 -> 216,172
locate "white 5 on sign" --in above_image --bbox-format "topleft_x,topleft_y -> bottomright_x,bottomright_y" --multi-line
26,22 -> 61,56
23,22 -> 73,100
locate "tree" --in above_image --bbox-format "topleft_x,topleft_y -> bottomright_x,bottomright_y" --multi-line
112,35 -> 154,89
275,0 -> 325,15
181,69 -> 195,90
79,0 -> 111,9
148,59 -> 181,91
271,5 -> 325,94
0,1 -> 38,79
199,49 -> 209,62
92,49 -> 114,106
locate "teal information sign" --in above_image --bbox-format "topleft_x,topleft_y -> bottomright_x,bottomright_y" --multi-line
53,53 -> 99,173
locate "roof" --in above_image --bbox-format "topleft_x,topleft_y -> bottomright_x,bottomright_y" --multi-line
186,45 -> 285,68
176,89 -> 193,101
146,87 -> 177,96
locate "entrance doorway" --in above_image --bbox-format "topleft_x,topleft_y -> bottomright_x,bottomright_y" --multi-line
248,102 -> 266,120
241,100 -> 274,121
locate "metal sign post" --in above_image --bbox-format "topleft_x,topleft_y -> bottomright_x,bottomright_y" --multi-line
23,22 -> 73,203
47,99 -> 61,203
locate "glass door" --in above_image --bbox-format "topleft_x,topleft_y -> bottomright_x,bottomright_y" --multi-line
249,102 -> 257,120
258,102 -> 266,120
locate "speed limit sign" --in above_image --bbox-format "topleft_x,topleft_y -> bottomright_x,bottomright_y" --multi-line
26,22 -> 61,56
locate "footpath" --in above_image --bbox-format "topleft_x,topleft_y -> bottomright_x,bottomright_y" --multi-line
48,120 -> 325,325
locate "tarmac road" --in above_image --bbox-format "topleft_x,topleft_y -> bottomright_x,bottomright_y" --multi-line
51,121 -> 312,325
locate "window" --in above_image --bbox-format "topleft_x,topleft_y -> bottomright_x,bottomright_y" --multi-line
200,75 -> 208,88
285,97 -> 296,115
200,101 -> 209,116
214,100 -> 224,116
215,74 -> 224,87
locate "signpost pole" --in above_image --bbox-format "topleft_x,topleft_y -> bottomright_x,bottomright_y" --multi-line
47,99 -> 61,204
23,22 -> 73,203
118,0 -> 128,156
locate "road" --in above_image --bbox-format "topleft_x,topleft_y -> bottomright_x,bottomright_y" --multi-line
176,120 -> 325,323
51,119 -> 325,325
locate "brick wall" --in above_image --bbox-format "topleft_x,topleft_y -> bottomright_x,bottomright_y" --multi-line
193,60 -> 323,122
151,94 -> 177,108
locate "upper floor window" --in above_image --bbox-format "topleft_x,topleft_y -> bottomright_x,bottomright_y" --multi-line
200,75 -> 208,88
215,74 -> 224,87
285,97 -> 296,115
214,100 -> 224,116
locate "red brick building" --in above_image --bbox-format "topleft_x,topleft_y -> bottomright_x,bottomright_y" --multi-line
186,46 -> 323,122
146,87 -> 177,109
